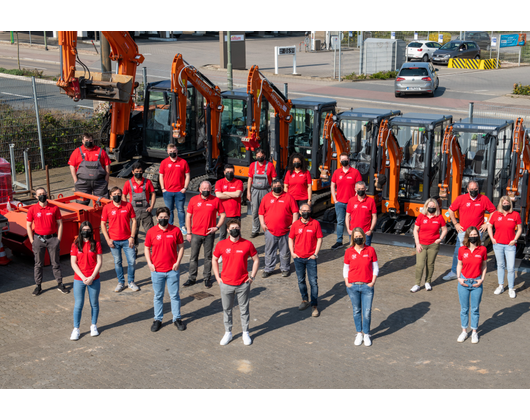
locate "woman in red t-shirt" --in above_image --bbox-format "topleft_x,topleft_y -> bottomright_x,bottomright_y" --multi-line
343,227 -> 379,347
284,153 -> 312,208
412,198 -> 447,292
456,227 -> 487,344
70,221 -> 103,341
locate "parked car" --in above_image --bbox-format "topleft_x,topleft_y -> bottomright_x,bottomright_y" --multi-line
455,32 -> 491,51
394,62 -> 439,98
406,40 -> 442,62
431,41 -> 481,64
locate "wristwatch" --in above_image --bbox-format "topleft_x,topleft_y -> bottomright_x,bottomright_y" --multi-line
249,275 -> 255,281
313,254 -> 318,259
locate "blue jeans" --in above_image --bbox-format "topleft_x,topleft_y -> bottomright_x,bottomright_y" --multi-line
294,257 -> 318,306
493,243 -> 516,288
163,191 -> 186,227
73,279 -> 100,328
335,202 -> 348,244
451,230 -> 483,273
110,240 -> 136,284
152,270 -> 181,321
365,234 -> 373,246
346,283 -> 374,334
458,275 -> 483,330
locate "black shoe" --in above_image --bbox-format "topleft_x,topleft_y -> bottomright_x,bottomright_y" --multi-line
250,232 -> 259,238
151,320 -> 162,332
57,283 -> 70,294
281,271 -> 290,277
183,279 -> 196,287
174,319 -> 186,331
331,242 -> 344,250
32,285 -> 42,296
262,271 -> 271,278
298,300 -> 310,311
204,278 -> 213,289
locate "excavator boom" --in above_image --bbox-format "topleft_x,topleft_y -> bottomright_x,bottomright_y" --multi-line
321,113 -> 350,184
438,125 -> 464,205
377,120 -> 402,215
507,118 -> 530,197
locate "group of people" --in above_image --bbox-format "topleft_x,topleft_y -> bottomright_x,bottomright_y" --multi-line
25,135 -> 523,347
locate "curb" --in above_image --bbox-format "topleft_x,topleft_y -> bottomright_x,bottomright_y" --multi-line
504,93 -> 530,100
0,72 -> 57,85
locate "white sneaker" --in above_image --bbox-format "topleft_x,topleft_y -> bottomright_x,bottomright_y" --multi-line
128,282 -> 140,292
509,288 -> 516,299
457,331 -> 468,343
443,271 -> 458,281
220,332 -> 232,346
471,332 -> 479,344
410,285 -> 420,293
114,283 -> 125,293
70,328 -> 80,341
180,227 -> 187,235
363,334 -> 372,347
242,332 -> 252,346
354,333 -> 363,346
425,283 -> 432,291
494,285 -> 504,295
90,324 -> 99,337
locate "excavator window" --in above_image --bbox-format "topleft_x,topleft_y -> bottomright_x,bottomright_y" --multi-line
289,108 -> 315,169
340,119 -> 373,180
393,125 -> 427,201
221,98 -> 249,160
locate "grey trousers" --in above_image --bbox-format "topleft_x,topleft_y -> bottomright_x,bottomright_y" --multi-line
134,209 -> 155,245
264,230 -> 291,273
189,233 -> 215,281
32,236 -> 63,285
219,216 -> 241,241
220,281 -> 251,332
251,188 -> 270,234
74,178 -> 109,205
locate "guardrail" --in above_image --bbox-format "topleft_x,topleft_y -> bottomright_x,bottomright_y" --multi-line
448,58 -> 500,69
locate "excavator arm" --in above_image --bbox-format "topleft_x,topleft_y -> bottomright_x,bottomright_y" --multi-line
376,120 -> 402,215
507,118 -> 530,198
321,113 -> 350,181
438,125 -> 464,204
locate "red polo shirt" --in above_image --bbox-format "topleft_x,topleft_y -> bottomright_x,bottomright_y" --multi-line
26,203 -> 62,235
289,218 -> 323,258
101,201 -> 136,241
123,178 -> 155,206
284,170 -> 312,200
449,193 -> 496,230
415,213 -> 446,245
214,237 -> 257,286
70,241 -> 103,281
489,210 -> 521,245
248,161 -> 277,186
331,167 -> 362,203
145,224 -> 184,272
68,145 -> 111,171
458,245 -> 487,279
344,245 -> 378,283
215,178 -> 244,217
346,195 -> 377,233
259,191 -> 299,236
159,156 -> 190,192
187,195 -> 225,236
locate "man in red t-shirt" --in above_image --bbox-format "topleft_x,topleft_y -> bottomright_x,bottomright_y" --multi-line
159,143 -> 190,232
26,187 -> 68,296
288,203 -> 323,317
213,218 -> 259,346
215,164 -> 243,240
101,186 -> 139,293
145,207 -> 186,333
185,180 -> 226,288
68,133 -> 111,205
346,181 -> 377,246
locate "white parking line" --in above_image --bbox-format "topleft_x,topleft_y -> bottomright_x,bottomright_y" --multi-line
0,91 -> 32,99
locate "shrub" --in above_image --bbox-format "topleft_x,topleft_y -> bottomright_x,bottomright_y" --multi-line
369,70 -> 398,80
513,83 -> 530,96
0,67 -> 45,79
428,32 -> 452,45
343,72 -> 368,80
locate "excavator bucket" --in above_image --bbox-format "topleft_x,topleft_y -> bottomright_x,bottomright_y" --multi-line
68,71 -> 134,103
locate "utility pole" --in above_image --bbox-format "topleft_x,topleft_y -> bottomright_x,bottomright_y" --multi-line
16,32 -> 20,70
227,31 -> 233,91
100,31 -> 112,79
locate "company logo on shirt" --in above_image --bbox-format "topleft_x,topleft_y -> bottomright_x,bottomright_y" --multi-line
166,235 -> 174,239
354,204 -> 358,209
111,210 -> 117,216
168,164 -> 172,168
223,185 -> 228,190
197,202 -> 202,207
291,174 -> 295,178
236,250 -> 244,253
37,213 -> 42,217
351,254 -> 357,260
225,248 -> 231,254
498,216 -> 503,221
339,175 -> 343,180
463,253 -> 469,258
270,199 -> 275,203
475,254 -> 482,258
466,203 -> 471,207
423,219 -> 428,224
363,254 -> 369,258
156,234 -> 162,240
298,228 -> 303,234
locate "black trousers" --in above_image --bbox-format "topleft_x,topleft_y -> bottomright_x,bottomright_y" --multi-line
189,233 -> 215,281
134,209 -> 155,245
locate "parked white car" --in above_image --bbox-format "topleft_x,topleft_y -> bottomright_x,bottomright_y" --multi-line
406,40 -> 442,62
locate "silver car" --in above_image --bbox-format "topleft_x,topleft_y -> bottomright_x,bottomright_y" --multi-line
394,62 -> 439,98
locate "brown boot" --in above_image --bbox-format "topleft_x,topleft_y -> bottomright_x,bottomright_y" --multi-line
311,306 -> 320,317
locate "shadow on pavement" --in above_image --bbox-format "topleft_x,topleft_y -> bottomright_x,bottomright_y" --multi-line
379,255 -> 416,277
370,301 -> 431,340
478,302 -> 530,336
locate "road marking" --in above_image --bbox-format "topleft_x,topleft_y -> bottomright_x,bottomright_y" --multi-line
75,105 -> 93,109
474,90 -> 488,92
0,91 -> 32,99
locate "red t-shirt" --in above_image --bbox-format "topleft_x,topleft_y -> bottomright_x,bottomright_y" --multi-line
331,167 -> 362,203
145,224 -> 184,272
187,195 -> 225,236
289,218 -> 323,258
248,161 -> 278,186
284,170 -> 312,200
101,201 -> 136,241
67,145 -> 111,172
213,237 -> 257,286
26,203 -> 62,235
449,193 -> 496,230
123,178 -> 155,206
215,178 -> 244,217
458,245 -> 487,279
415,213 -> 446,245
346,195 -> 377,233
344,246 -> 378,283
159,157 -> 190,192
258,191 -> 299,236
489,210 -> 521,245
70,241 -> 103,281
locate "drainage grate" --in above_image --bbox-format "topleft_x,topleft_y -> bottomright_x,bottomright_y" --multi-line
190,291 -> 214,300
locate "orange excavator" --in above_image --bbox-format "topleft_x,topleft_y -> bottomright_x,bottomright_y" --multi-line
320,113 -> 351,194
438,125 -> 465,209
57,31 -> 145,154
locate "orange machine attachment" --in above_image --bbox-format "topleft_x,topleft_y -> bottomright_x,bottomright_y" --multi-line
170,53 -> 224,165
438,125 -> 464,204
57,31 -> 145,151
507,118 -> 530,199
246,65 -> 292,169
320,113 -> 350,182
376,119 -> 402,215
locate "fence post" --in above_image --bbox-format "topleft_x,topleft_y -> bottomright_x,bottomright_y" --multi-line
359,32 -> 364,75
29,31 -> 32,45
32,76 -> 45,170
9,144 -> 16,191
497,38 -> 500,69
142,66 -> 147,100
469,102 -> 474,122
275,46 -> 279,74
44,31 -> 48,50
339,33 -> 342,82
284,83 -> 288,99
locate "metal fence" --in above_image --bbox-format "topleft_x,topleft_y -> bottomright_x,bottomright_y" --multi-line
472,103 -> 530,124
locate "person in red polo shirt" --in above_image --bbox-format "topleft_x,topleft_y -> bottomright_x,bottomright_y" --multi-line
26,187 -> 68,296
346,181 -> 377,246
284,153 -> 312,209
444,181 -> 495,281
456,227 -> 488,344
289,203 -> 323,317
185,181 -> 226,288
68,133 -> 111,206
101,187 -> 139,293
213,219 -> 259,346
331,153 -> 362,249
145,207 -> 186,333
215,164 -> 243,240
259,178 -> 299,278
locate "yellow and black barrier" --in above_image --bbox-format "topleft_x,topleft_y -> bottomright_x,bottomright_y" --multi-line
480,59 -> 500,69
448,58 -> 500,70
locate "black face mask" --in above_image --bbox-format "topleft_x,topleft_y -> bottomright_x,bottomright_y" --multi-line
427,207 -> 436,214
158,218 -> 169,227
341,160 -> 349,167
273,186 -> 283,194
293,162 -> 302,169
169,152 -> 177,159
354,237 -> 364,245
469,190 -> 479,198
85,141 -> 94,149
301,212 -> 310,220
229,228 -> 240,238
357,190 -> 366,197
37,195 -> 47,203
134,172 -> 143,179
257,156 -> 266,163
112,195 -> 122,203
469,236 -> 479,244
201,190 -> 210,198
502,205 -> 511,212
81,230 -> 93,239
225,172 -> 234,181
